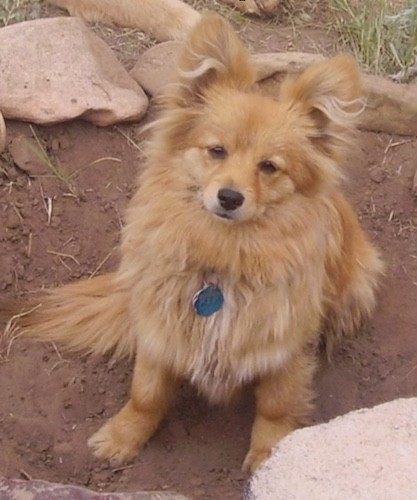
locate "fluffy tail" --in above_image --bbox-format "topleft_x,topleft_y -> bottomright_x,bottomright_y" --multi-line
2,273 -> 135,359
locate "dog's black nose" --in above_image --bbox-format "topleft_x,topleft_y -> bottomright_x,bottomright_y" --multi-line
217,188 -> 245,211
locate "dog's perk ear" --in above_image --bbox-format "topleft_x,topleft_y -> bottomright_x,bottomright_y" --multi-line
172,14 -> 256,105
280,55 -> 363,157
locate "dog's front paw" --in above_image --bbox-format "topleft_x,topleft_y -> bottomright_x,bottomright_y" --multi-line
88,420 -> 139,465
242,447 -> 271,473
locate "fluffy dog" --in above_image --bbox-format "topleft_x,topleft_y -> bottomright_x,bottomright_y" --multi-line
48,0 -> 201,41
4,15 -> 383,472
47,0 -> 282,42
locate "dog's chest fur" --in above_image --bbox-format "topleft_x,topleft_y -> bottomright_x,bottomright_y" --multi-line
133,264 -> 324,404
188,273 -> 311,403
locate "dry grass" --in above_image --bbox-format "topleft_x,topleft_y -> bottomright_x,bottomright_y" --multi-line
2,0 -> 415,80
0,0 -> 40,26
330,0 -> 417,80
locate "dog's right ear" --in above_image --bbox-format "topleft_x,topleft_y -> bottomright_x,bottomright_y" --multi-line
169,14 -> 256,106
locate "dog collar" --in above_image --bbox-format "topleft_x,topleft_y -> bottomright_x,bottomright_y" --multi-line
192,283 -> 224,317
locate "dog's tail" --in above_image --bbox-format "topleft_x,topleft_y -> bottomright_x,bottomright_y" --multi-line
2,273 -> 135,359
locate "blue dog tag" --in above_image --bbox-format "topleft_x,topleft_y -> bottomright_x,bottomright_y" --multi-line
193,284 -> 224,317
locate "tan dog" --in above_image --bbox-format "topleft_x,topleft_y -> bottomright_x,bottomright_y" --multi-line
5,15 -> 383,472
47,0 -> 282,41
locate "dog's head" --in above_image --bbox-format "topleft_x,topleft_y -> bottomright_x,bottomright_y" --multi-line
152,15 -> 362,223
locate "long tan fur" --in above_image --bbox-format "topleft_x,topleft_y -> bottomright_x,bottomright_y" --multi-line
47,0 -> 282,40
2,15 -> 383,472
10,273 -> 134,358
48,0 -> 201,41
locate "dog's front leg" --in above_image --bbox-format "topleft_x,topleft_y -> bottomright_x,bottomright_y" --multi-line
88,352 -> 177,464
243,350 -> 316,472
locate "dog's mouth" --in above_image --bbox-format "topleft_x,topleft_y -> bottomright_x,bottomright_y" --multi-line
214,210 -> 234,220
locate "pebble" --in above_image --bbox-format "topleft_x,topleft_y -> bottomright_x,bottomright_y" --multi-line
51,138 -> 61,153
8,135 -> 48,176
369,167 -> 385,184
6,211 -> 21,229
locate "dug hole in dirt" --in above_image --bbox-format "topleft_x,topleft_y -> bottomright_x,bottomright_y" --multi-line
1,9 -> 417,500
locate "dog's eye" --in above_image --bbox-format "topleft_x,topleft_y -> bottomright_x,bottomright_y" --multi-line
259,160 -> 278,174
208,145 -> 227,159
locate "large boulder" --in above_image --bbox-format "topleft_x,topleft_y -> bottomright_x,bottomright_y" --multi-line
0,17 -> 148,126
249,398 -> 417,499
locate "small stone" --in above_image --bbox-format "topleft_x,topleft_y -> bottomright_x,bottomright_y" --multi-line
369,167 -> 385,184
51,138 -> 61,152
8,136 -> 48,176
5,211 -> 21,229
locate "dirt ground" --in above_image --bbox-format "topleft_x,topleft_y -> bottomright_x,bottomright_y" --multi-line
1,2 -> 417,500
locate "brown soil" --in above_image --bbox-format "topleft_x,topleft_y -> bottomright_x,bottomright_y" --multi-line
1,3 -> 417,500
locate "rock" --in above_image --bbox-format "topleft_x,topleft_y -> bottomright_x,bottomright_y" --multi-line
131,47 -> 325,98
252,52 -> 325,81
362,75 -> 417,136
129,40 -> 417,136
5,211 -> 22,229
368,167 -> 386,184
0,477 -> 191,500
248,398 -> 417,500
8,136 -> 48,176
131,41 -> 181,96
0,17 -> 148,126
251,53 -> 417,136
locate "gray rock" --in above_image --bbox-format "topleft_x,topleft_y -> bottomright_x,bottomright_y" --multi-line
248,398 -> 417,500
0,17 -> 148,126
0,477 -> 190,500
130,42 -> 181,97
253,53 -> 417,136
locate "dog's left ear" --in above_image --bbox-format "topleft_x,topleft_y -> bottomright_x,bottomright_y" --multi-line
280,55 -> 363,157
172,14 -> 256,105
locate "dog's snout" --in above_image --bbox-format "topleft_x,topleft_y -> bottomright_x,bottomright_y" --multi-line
217,188 -> 245,211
